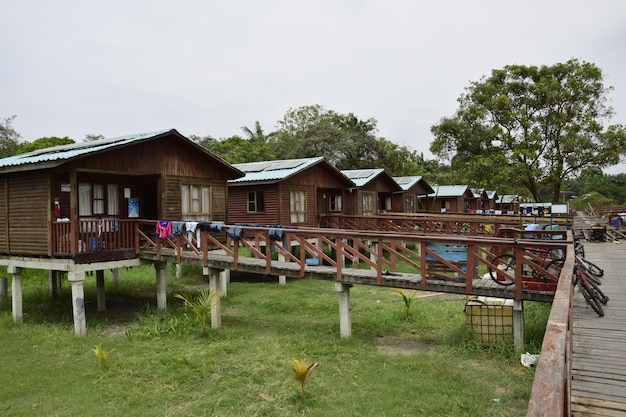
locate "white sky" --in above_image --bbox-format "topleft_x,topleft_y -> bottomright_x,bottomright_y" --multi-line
2,0 -> 626,171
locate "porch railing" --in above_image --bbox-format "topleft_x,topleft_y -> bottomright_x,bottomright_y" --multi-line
50,218 -> 137,256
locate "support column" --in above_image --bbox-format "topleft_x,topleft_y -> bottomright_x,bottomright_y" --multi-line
0,276 -> 8,304
335,282 -> 353,338
8,266 -> 22,323
278,252 -> 287,285
111,268 -> 119,288
49,271 -> 59,297
513,299 -> 524,351
204,267 -> 222,329
175,263 -> 182,279
219,269 -> 230,297
68,271 -> 87,336
155,262 -> 167,310
96,270 -> 106,311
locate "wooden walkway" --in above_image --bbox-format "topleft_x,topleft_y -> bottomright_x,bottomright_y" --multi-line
571,241 -> 626,416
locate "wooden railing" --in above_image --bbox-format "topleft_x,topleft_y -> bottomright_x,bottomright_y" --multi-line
50,218 -> 136,256
320,213 -> 571,235
526,243 -> 574,417
136,221 -> 570,301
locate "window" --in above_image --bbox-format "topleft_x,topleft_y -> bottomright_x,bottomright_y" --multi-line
79,182 -> 119,216
290,190 -> 306,223
247,191 -> 265,212
329,194 -> 342,212
181,184 -> 211,221
362,193 -> 374,215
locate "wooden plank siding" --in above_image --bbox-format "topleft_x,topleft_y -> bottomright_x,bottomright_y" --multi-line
228,185 -> 280,225
3,172 -> 50,255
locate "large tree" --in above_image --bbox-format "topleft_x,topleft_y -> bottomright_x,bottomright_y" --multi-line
430,59 -> 626,202
17,136 -> 74,154
0,115 -> 21,158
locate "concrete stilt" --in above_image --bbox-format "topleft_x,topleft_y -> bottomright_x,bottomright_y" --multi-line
219,269 -> 230,297
513,299 -> 524,351
335,282 -> 353,338
8,266 -> 22,323
96,270 -> 106,311
205,267 -> 222,329
278,252 -> 287,285
68,271 -> 87,336
175,263 -> 182,279
0,276 -> 8,304
49,270 -> 59,297
155,262 -> 167,310
111,268 -> 119,288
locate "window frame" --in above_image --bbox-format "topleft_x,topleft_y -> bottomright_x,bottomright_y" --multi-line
289,190 -> 307,223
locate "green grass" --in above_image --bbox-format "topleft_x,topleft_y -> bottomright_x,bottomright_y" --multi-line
0,264 -> 547,416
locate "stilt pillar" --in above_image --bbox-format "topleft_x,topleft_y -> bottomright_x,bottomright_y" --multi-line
155,262 -> 167,310
335,282 -> 353,338
513,299 -> 524,351
204,267 -> 222,329
96,270 -> 106,311
0,276 -> 8,304
219,269 -> 230,297
68,271 -> 87,336
8,266 -> 22,323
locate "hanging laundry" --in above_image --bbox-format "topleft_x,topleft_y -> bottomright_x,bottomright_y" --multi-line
156,220 -> 172,239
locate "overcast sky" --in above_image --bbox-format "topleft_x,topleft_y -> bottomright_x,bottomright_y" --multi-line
2,0 -> 626,171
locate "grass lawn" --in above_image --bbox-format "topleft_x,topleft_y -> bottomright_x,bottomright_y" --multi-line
0,264 -> 549,416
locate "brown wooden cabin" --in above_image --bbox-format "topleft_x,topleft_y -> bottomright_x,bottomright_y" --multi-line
421,185 -> 475,213
0,129 -> 243,263
227,157 -> 355,227
392,176 -> 435,213
497,194 -> 524,214
469,189 -> 489,212
340,169 -> 403,215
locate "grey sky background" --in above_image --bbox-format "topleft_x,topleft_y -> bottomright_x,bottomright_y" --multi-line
2,1 -> 626,172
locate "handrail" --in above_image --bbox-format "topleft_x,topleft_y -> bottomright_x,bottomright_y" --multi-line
136,221 -> 570,301
526,241 -> 574,416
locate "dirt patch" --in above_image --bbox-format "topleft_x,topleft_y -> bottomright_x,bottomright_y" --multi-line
375,334 -> 433,356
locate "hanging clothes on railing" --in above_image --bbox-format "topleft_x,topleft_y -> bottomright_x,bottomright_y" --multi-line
228,225 -> 244,239
171,221 -> 185,236
156,220 -> 172,239
184,221 -> 199,245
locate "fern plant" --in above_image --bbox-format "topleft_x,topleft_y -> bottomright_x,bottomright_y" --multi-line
92,344 -> 117,371
291,359 -> 319,399
175,288 -> 222,334
392,288 -> 419,320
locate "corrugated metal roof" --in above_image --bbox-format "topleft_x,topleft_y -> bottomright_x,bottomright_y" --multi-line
393,176 -> 424,191
229,157 -> 325,183
428,185 -> 472,197
340,168 -> 385,187
0,129 -> 173,170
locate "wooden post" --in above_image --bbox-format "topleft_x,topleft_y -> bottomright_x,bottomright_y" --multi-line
513,299 -> 524,351
155,262 -> 167,310
68,271 -> 87,336
335,282 -> 353,338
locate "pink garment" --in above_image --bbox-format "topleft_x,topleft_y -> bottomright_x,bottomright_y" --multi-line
156,221 -> 172,239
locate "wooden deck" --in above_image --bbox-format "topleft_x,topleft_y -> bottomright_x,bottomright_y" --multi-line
571,242 -> 626,416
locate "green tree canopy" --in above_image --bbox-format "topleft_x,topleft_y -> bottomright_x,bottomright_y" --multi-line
17,136 -> 75,154
430,59 -> 626,202
0,115 -> 21,158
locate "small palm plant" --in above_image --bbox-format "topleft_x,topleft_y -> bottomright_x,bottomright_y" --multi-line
291,359 -> 319,399
175,288 -> 222,334
92,344 -> 117,371
392,288 -> 419,320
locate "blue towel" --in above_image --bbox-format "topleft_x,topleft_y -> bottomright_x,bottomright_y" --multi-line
228,225 -> 244,239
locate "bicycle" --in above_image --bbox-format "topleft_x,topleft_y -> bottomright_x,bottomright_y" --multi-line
488,246 -> 564,286
573,253 -> 608,315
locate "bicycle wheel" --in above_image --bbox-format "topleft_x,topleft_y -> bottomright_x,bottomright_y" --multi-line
544,258 -> 565,281
577,279 -> 605,317
583,259 -> 604,278
489,253 -> 516,286
584,272 -> 609,304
